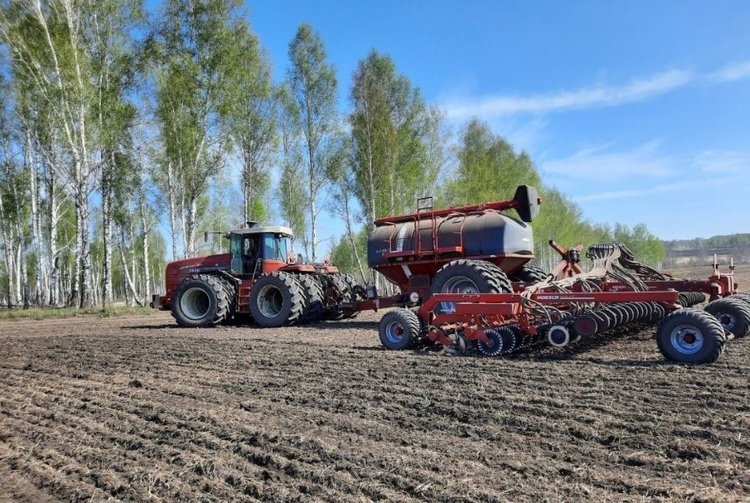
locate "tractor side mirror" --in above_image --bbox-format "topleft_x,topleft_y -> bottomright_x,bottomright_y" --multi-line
513,185 -> 541,223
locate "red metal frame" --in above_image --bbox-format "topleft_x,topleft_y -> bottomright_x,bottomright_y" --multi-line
414,289 -> 681,346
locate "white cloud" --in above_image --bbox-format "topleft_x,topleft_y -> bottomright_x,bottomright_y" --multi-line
540,143 -> 750,203
540,141 -> 676,182
693,150 -> 750,174
442,60 -> 750,121
575,178 -> 728,202
443,69 -> 692,119
708,61 -> 750,82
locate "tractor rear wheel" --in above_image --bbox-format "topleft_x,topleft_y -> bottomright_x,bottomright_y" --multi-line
379,308 -> 421,350
430,259 -> 512,314
510,263 -> 548,284
249,272 -> 306,327
656,309 -> 725,364
704,298 -> 750,338
296,273 -> 325,322
172,274 -> 233,328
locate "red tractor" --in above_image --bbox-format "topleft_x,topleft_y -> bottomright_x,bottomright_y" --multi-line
152,224 -> 361,328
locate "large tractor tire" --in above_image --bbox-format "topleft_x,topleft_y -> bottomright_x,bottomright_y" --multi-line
296,273 -> 325,322
378,308 -> 421,350
656,309 -> 726,364
510,263 -> 548,284
341,273 -> 366,301
430,259 -> 512,314
704,298 -> 750,338
249,272 -> 306,328
321,273 -> 356,320
172,274 -> 233,328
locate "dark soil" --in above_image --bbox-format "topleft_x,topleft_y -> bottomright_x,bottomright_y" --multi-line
0,304 -> 748,502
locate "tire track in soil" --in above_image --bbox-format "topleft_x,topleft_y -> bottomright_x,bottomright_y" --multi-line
0,310 -> 749,501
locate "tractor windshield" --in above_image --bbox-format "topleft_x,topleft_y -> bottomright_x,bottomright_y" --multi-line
263,233 -> 291,262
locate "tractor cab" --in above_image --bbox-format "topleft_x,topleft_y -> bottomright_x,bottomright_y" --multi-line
228,225 -> 295,277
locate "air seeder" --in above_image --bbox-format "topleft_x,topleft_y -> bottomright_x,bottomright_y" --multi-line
154,185 -> 748,364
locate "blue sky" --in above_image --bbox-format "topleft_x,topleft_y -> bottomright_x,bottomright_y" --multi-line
158,1 -> 750,254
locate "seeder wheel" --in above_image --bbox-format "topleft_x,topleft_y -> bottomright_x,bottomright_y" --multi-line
378,309 -> 421,350
704,298 -> 750,338
655,309 -> 726,364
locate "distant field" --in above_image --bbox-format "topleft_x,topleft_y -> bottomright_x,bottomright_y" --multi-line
664,263 -> 750,288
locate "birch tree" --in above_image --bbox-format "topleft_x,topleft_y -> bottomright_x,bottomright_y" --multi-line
277,89 -> 307,251
1,0 -> 111,307
349,50 -> 442,225
286,23 -> 337,262
218,24 -> 277,224
153,0 -> 245,258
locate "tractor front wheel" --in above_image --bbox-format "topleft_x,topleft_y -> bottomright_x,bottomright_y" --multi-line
172,275 -> 232,328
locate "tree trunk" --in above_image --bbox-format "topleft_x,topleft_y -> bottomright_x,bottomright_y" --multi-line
118,226 -> 143,306
28,132 -> 46,306
78,190 -> 93,308
166,160 -> 179,260
129,220 -> 138,299
48,173 -> 60,307
0,194 -> 15,307
102,184 -> 113,307
309,189 -> 317,263
344,201 -> 366,283
139,191 -> 151,300
185,195 -> 197,258
9,155 -> 29,308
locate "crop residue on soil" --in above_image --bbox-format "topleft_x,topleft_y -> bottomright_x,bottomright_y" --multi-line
0,303 -> 749,501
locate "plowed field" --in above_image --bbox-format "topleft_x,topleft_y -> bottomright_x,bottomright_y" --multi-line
1,308 -> 749,502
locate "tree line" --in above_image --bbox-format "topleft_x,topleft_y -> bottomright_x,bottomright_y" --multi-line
0,0 -> 664,308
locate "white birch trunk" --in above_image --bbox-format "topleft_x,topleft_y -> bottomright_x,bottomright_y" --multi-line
139,190 -> 151,300
118,227 -> 143,306
48,172 -> 60,307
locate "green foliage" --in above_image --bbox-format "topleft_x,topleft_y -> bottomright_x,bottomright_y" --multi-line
439,119 -> 664,267
614,223 -> 665,266
217,10 -> 276,223
286,23 -> 338,260
349,50 -> 441,222
330,229 -> 368,283
276,85 -> 307,246
442,119 -> 541,205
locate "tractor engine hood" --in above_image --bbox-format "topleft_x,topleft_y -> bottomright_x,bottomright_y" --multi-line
163,254 -> 232,302
166,253 -> 231,275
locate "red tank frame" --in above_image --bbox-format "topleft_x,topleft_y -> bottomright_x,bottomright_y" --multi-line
370,192 -> 539,300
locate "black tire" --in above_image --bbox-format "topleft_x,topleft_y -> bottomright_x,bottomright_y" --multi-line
730,293 -> 750,308
431,260 -> 511,314
172,274 -> 232,328
321,273 -> 355,320
510,263 -> 548,284
379,308 -> 421,350
296,273 -> 325,322
704,298 -> 750,338
249,272 -> 306,327
341,273 -> 366,301
338,273 -> 361,319
477,328 -> 505,356
656,309 -> 726,364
